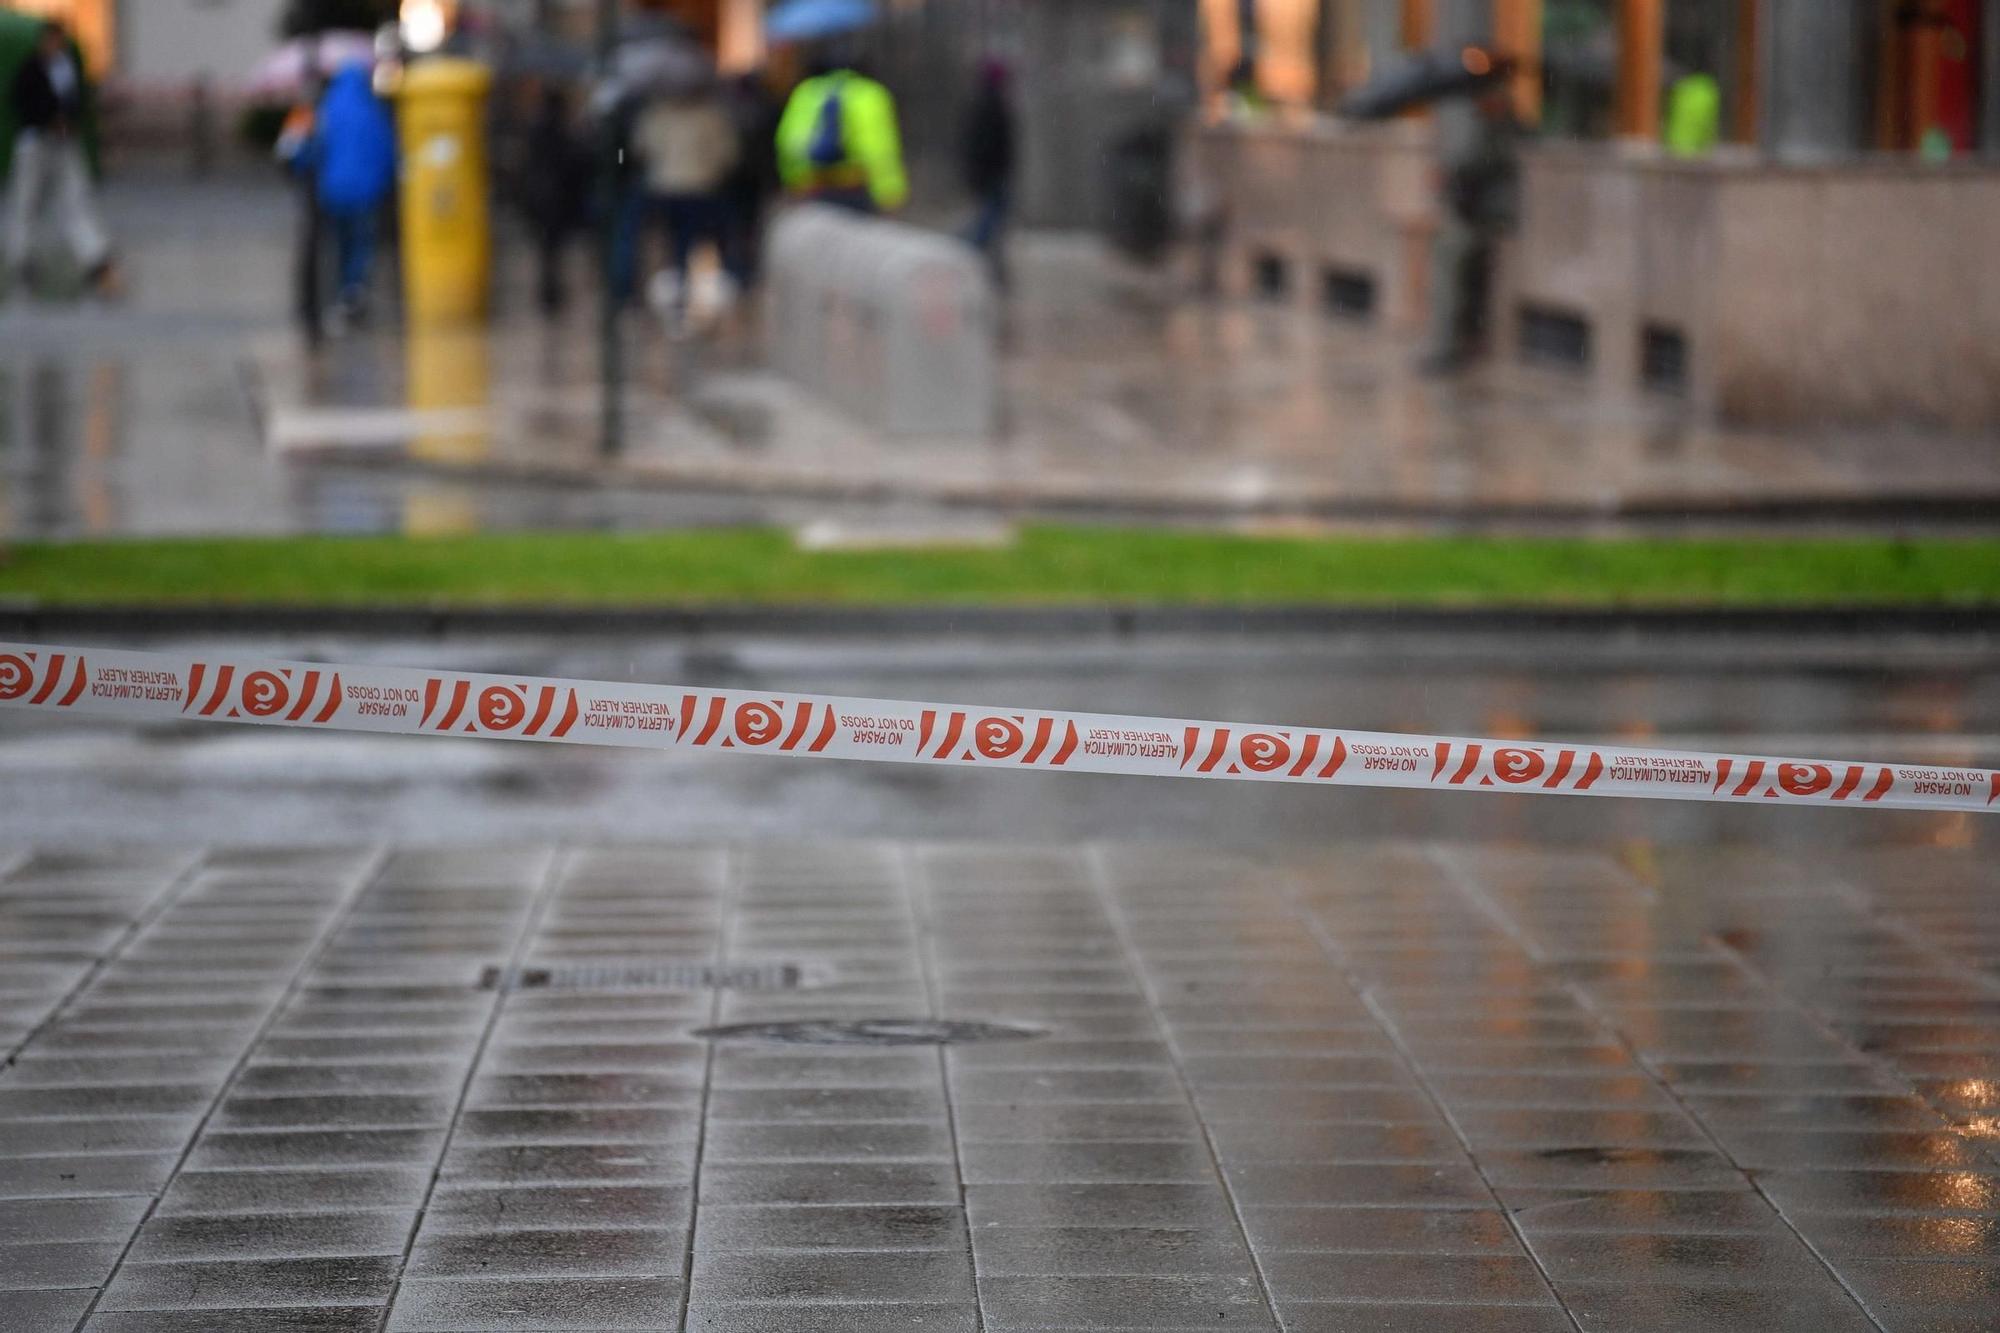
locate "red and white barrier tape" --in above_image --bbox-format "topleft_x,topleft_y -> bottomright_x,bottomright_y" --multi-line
2,641 -> 1995,814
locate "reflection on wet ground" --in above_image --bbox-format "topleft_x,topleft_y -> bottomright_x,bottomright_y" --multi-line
2,834 -> 1998,1329
4,172 -> 1998,540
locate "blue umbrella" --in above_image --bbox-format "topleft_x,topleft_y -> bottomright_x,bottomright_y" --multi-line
764,0 -> 878,44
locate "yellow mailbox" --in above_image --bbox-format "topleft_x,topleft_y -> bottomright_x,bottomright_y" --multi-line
396,58 -> 493,324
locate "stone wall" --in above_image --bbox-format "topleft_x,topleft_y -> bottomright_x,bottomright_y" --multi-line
1200,117 -> 2000,430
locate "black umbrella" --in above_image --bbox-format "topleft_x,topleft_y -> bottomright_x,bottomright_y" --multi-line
1338,46 -> 1515,121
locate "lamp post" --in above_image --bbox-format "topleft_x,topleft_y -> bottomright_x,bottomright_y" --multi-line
596,0 -> 623,457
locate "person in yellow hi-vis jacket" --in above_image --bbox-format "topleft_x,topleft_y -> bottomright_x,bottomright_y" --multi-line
775,54 -> 907,213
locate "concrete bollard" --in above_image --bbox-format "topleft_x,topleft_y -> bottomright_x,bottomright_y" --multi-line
766,205 -> 998,438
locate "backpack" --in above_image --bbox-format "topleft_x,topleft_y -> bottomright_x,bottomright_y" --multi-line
807,76 -> 849,168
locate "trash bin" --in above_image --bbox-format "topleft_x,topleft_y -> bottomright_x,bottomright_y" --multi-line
396,58 -> 493,325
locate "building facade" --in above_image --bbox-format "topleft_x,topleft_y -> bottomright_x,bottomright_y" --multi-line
1197,0 -> 2000,428
6,0 -> 288,91
1206,0 -> 2000,158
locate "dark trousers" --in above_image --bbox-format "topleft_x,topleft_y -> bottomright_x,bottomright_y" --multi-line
326,207 -> 375,304
612,191 -> 731,303
659,193 -> 724,292
965,186 -> 1010,286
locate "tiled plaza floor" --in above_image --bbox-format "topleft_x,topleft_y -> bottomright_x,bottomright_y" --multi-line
2,840 -> 1998,1331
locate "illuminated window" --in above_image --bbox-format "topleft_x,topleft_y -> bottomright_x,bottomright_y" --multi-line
10,0 -> 113,75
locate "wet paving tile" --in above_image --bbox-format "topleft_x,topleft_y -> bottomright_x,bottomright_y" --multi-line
156,1168 -> 434,1216
2,1288 -> 96,1333
1524,1231 -> 1838,1286
421,1184 -> 691,1235
690,1249 -> 974,1301
684,1303 -> 975,1332
125,1211 -> 415,1262
1790,1211 -> 2000,1259
6,837 -> 2000,1327
0,1195 -> 152,1245
976,1272 -> 1272,1327
0,1152 -> 179,1199
1508,1188 -> 1793,1235
82,1312 -> 388,1332
1278,1306 -> 1574,1333
1556,1279 -> 1881,1332
406,1227 -> 687,1278
1239,1204 -> 1525,1255
384,1275 -> 684,1330
970,1224 -> 1258,1276
0,1238 -> 128,1289
693,1203 -> 965,1252
1260,1251 -> 1556,1304
97,1255 -> 401,1310
1836,1256 -> 2000,1328
1752,1168 -> 2000,1217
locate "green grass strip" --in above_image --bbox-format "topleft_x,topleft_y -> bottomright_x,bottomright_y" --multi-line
2,529 -> 1998,608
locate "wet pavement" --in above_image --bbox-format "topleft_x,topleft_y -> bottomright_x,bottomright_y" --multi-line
4,632 -> 2000,1329
5,172 -> 1998,541
2,834 -> 1999,1332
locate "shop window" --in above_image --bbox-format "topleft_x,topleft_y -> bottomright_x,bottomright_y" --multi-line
1322,265 -> 1376,320
1664,0 -> 1749,148
1642,323 -> 1689,394
1520,303 -> 1593,369
1254,249 -> 1293,299
1878,0 -> 1982,156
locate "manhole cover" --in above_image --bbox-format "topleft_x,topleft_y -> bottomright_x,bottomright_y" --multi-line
479,963 -> 804,993
692,1018 -> 1044,1046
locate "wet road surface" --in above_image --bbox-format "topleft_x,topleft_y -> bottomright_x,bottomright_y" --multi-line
6,173 -> 1998,540
3,632 -> 1999,1328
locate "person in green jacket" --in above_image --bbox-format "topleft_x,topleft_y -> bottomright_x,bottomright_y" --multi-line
775,54 -> 907,213
1663,72 -> 1721,158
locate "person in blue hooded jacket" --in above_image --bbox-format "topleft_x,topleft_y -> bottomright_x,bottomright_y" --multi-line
290,61 -> 396,324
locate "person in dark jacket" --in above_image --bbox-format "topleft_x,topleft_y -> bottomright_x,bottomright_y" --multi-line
720,71 -> 781,290
518,83 -> 592,315
1421,88 -> 1519,376
291,61 -> 397,325
960,57 -> 1016,287
5,21 -> 114,294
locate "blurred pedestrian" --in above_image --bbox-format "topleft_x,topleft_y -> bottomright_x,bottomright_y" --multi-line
1421,86 -> 1518,376
631,81 -> 739,329
275,62 -> 328,335
720,71 -> 782,289
300,61 -> 397,329
1664,72 -> 1721,158
519,84 -> 592,315
5,21 -> 115,297
960,57 -> 1016,288
775,50 -> 907,213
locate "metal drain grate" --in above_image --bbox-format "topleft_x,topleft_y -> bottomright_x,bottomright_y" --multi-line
692,1018 -> 1044,1046
479,962 -> 805,993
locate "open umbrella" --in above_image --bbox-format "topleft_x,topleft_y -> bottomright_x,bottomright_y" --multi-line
247,31 -> 377,100
1338,46 -> 1513,120
613,35 -> 714,98
764,0 -> 879,45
